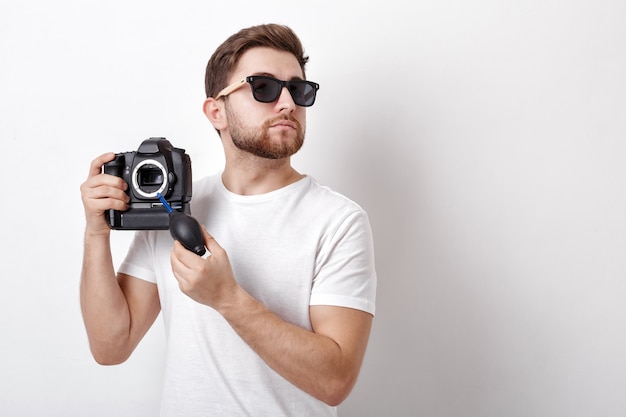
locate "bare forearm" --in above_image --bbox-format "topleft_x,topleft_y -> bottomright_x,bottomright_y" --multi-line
218,289 -> 366,406
171,235 -> 372,404
80,231 -> 132,363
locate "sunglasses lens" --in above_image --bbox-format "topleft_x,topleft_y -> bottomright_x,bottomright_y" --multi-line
249,77 -> 318,107
288,82 -> 317,107
250,78 -> 282,103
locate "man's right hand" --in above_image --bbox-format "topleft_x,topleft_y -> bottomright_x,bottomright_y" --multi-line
80,152 -> 130,236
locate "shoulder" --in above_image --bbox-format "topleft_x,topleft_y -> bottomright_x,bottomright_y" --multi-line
189,172 -> 221,205
303,177 -> 368,218
295,177 -> 374,243
193,172 -> 222,196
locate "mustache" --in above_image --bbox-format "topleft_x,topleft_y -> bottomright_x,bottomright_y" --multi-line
265,115 -> 302,129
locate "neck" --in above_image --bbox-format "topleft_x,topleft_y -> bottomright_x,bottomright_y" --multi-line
222,154 -> 304,195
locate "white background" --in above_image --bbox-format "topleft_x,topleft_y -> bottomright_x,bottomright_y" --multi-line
1,1 -> 625,416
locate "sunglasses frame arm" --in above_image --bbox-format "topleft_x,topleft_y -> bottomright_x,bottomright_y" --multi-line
214,78 -> 248,100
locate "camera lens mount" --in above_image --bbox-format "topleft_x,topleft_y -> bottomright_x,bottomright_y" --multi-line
132,159 -> 168,198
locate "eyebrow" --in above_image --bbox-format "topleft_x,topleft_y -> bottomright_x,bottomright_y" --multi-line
251,72 -> 305,81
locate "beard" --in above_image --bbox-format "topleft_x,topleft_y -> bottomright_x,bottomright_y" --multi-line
225,103 -> 305,159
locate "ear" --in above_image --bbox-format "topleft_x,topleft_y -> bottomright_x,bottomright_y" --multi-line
203,97 -> 227,131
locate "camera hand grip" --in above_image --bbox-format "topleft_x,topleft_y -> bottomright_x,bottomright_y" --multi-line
169,212 -> 207,257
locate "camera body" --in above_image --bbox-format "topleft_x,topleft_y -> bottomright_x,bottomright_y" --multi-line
103,137 -> 192,230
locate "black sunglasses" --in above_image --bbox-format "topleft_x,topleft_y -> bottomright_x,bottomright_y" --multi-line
215,76 -> 320,107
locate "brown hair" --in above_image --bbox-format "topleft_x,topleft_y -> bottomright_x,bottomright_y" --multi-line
204,24 -> 309,98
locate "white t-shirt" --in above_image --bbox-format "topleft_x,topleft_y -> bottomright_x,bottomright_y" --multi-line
119,173 -> 377,417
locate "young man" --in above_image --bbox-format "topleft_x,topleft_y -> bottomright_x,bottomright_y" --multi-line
80,24 -> 377,416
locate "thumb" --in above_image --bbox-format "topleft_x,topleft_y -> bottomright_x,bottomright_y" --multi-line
202,226 -> 221,253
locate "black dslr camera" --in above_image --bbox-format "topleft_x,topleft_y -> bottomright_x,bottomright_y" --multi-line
103,137 -> 192,230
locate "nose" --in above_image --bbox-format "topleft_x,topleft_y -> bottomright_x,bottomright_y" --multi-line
275,86 -> 296,113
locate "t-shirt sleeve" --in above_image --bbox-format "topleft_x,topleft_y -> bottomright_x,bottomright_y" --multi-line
309,209 -> 377,315
118,230 -> 158,284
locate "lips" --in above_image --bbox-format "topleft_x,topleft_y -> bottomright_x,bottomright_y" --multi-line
271,119 -> 296,129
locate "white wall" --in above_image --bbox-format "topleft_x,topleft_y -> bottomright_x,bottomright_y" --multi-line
1,1 -> 625,416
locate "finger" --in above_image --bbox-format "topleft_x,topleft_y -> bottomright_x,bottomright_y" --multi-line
172,239 -> 202,268
81,178 -> 130,211
87,152 -> 116,178
83,181 -> 128,199
170,251 -> 189,289
170,241 -> 190,279
202,226 -> 220,252
89,196 -> 129,213
81,165 -> 129,204
171,241 -> 184,266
